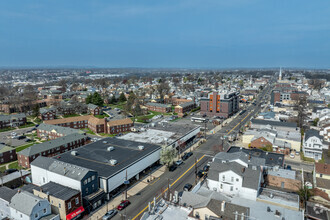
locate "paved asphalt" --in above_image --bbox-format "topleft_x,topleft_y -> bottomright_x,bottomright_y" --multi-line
110,84 -> 274,220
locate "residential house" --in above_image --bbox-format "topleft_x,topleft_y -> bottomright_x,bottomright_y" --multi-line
30,182 -> 84,220
88,117 -> 106,134
0,186 -> 17,219
0,170 -> 30,189
18,133 -> 87,168
9,191 -> 57,220
0,113 -> 27,129
303,129 -> 326,160
314,162 -> 330,196
207,161 -> 263,200
0,144 -> 17,165
250,119 -> 299,133
146,102 -> 171,113
107,118 -> 133,134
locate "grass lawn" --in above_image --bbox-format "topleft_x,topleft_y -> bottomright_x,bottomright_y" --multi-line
63,114 -> 81,118
94,114 -> 107,119
18,122 -> 35,129
0,166 -> 6,172
83,128 -> 96,135
98,133 -> 116,137
0,127 -> 16,133
8,161 -> 19,169
16,143 -> 35,152
107,102 -> 127,110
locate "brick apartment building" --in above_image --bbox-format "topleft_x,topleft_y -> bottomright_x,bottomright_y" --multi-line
87,104 -> 102,115
18,133 -> 87,168
250,136 -> 273,149
0,100 -> 47,114
200,91 -> 239,118
44,115 -> 91,129
0,113 -> 27,129
266,168 -> 301,192
39,107 -> 56,121
171,96 -> 194,106
107,118 -> 133,134
0,144 -> 17,165
37,123 -> 84,140
174,101 -> 196,117
146,102 -> 172,113
88,117 -> 107,133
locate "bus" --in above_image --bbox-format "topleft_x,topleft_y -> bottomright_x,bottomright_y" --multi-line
191,117 -> 207,123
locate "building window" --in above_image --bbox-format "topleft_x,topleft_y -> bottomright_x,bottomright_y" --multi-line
86,188 -> 89,194
84,180 -> 87,185
236,178 -> 239,182
320,174 -> 323,177
59,203 -> 61,208
92,175 -> 95,181
231,177 -> 234,182
220,184 -> 223,189
68,202 -> 71,209
43,208 -> 47,213
75,198 -> 79,205
88,177 -> 91,183
35,213 -> 38,218
222,175 -> 225,181
230,186 -> 233,191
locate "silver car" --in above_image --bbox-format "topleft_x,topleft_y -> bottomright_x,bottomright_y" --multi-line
102,209 -> 118,220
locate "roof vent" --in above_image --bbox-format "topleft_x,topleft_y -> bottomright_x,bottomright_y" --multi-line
103,141 -> 108,144
109,159 -> 118,166
107,146 -> 115,151
138,145 -> 145,150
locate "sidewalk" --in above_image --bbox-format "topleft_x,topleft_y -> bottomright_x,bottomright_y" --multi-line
87,139 -> 204,220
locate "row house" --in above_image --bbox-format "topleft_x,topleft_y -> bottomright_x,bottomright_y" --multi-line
17,133 -> 87,168
146,102 -> 172,113
107,118 -> 133,134
87,104 -> 102,115
37,123 -> 84,140
88,117 -> 106,134
174,101 -> 196,117
39,107 -> 56,121
0,100 -> 47,114
0,113 -> 27,129
0,144 -> 17,165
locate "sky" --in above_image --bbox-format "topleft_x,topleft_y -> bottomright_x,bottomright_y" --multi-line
0,0 -> 329,68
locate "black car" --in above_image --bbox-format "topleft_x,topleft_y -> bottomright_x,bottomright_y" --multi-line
169,165 -> 177,172
4,169 -> 18,175
183,183 -> 193,191
197,170 -> 205,178
18,136 -> 26,140
181,153 -> 189,161
186,152 -> 193,157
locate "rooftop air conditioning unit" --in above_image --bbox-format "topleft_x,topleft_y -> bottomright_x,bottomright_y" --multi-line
109,159 -> 117,166
107,146 -> 115,151
138,145 -> 145,150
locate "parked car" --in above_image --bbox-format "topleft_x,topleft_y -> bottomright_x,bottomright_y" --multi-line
169,165 -> 177,172
286,165 -> 292,170
181,154 -> 189,161
175,160 -> 183,166
183,183 -> 193,191
186,152 -> 193,157
117,200 -> 130,211
102,209 -> 118,220
4,169 -> 18,175
197,170 -> 205,178
18,135 -> 26,140
25,138 -> 32,142
203,164 -> 210,172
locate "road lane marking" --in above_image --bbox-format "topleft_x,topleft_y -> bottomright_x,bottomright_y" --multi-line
132,155 -> 206,220
227,112 -> 251,135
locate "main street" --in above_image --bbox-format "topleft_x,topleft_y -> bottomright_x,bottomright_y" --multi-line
111,83 -> 273,220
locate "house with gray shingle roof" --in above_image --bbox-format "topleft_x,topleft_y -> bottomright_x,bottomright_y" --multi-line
0,186 -> 17,219
303,129 -> 327,160
37,123 -> 84,140
17,133 -> 87,168
0,144 -> 17,165
9,191 -> 56,220
207,161 -> 263,200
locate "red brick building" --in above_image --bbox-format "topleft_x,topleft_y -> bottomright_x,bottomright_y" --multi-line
107,118 -> 133,134
146,103 -> 171,113
87,104 -> 102,115
171,96 -> 194,106
0,144 -> 17,165
37,123 -> 84,140
44,115 -> 90,129
266,168 -> 301,192
250,136 -> 273,149
18,133 -> 87,168
174,101 -> 196,117
39,108 -> 56,121
88,117 -> 107,133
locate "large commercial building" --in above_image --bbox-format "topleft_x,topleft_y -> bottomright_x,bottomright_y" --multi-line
200,91 -> 239,118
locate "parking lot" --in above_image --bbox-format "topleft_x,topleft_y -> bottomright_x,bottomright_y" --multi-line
104,108 -> 125,120
0,127 -> 36,147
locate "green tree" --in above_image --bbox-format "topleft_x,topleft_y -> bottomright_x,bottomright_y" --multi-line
313,118 -> 319,126
85,93 -> 92,104
32,104 -> 40,118
86,92 -> 104,107
239,80 -> 244,87
109,95 -> 117,104
119,92 -> 127,102
160,146 -> 178,167
297,186 -> 312,208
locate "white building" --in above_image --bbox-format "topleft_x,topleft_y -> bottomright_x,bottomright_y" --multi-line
303,129 -> 326,160
9,191 -> 58,220
207,161 -> 262,200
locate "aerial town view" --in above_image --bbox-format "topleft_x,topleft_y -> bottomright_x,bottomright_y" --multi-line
0,1 -> 329,220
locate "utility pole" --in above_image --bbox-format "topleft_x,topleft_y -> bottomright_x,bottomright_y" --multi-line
204,120 -> 207,139
167,178 -> 170,201
124,170 -> 128,200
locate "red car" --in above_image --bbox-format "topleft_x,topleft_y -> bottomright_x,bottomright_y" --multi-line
117,200 -> 130,211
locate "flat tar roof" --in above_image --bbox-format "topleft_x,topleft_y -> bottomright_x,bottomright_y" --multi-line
55,137 -> 161,178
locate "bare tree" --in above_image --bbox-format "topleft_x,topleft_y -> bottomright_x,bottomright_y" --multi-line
309,79 -> 325,91
157,82 -> 170,103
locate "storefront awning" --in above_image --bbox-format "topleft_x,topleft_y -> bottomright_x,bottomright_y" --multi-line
66,206 -> 84,220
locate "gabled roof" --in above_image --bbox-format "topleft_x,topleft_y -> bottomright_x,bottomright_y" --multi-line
146,102 -> 171,108
31,156 -> 94,181
32,182 -> 80,201
18,133 -> 86,157
315,162 -> 330,175
0,186 -> 17,202
305,129 -> 323,141
251,119 -> 297,128
37,123 -> 83,136
107,118 -> 133,127
10,191 -> 46,216
0,144 -> 14,153
208,161 -> 261,190
0,113 -> 26,121
87,103 -> 99,110
44,115 -> 91,125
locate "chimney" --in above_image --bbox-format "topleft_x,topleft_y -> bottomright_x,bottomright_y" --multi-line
221,201 -> 226,212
